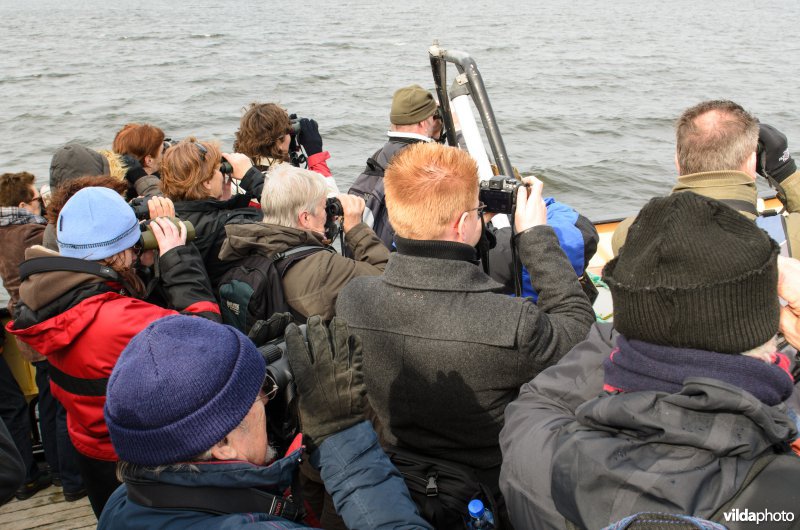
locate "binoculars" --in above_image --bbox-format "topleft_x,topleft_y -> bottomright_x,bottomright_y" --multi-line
139,217 -> 196,250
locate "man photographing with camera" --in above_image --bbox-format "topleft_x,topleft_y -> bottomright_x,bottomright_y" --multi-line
336,141 -> 595,526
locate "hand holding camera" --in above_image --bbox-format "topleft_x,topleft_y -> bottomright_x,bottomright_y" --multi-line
757,124 -> 796,184
514,176 -> 547,233
335,194 -> 366,233
285,316 -> 366,452
221,152 -> 255,180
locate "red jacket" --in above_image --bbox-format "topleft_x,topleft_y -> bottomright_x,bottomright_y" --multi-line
7,245 -> 219,461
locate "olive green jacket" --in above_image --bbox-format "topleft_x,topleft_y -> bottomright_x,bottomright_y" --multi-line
611,169 -> 800,256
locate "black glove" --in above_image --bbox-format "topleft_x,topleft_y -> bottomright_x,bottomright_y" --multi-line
248,312 -> 294,347
298,118 -> 323,156
284,316 -> 366,452
757,123 -> 796,183
121,154 -> 147,185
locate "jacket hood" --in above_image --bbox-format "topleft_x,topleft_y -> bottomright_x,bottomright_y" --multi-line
18,246 -> 108,311
219,222 -> 323,262
551,378 -> 797,526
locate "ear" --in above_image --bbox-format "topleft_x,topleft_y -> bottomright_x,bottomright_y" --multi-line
674,152 -> 681,174
210,437 -> 239,461
297,211 -> 311,230
745,150 -> 757,179
202,178 -> 213,192
455,211 -> 469,244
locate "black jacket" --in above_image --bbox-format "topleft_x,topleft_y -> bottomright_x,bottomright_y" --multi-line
348,137 -> 423,249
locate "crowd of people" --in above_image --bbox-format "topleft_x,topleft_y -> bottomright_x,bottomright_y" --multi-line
0,90 -> 798,529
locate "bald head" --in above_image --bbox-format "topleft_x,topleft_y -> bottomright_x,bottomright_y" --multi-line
675,100 -> 759,176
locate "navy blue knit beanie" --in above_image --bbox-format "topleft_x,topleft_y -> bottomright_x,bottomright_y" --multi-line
104,315 -> 266,466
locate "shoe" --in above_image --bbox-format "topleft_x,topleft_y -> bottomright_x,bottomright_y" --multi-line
15,471 -> 52,500
51,473 -> 62,488
63,488 -> 88,502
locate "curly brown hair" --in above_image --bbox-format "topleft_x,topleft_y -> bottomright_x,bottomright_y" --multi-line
233,103 -> 292,162
47,176 -> 128,224
0,172 -> 36,207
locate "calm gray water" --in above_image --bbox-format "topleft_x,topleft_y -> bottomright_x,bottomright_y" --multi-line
1,0 -> 799,303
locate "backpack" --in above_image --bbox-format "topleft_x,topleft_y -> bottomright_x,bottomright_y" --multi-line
217,245 -> 334,334
384,445 -> 502,529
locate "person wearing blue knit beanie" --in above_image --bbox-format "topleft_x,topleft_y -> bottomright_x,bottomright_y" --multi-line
98,314 -> 433,530
7,186 -> 221,518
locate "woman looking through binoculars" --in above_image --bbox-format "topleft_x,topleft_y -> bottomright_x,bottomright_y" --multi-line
159,138 -> 264,287
7,186 -> 220,517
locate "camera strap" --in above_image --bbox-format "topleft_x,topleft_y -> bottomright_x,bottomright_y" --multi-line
19,256 -> 120,282
125,480 -> 303,522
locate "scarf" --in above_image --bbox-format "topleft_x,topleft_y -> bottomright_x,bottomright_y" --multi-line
0,207 -> 47,227
603,335 -> 794,406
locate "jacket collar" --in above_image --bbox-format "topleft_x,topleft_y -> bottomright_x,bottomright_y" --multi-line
672,170 -> 758,217
126,449 -> 302,494
384,237 -> 503,292
395,235 -> 479,263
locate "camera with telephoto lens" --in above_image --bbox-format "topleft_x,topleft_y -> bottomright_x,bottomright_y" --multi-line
139,217 -> 196,250
249,320 -> 305,456
479,175 -> 525,214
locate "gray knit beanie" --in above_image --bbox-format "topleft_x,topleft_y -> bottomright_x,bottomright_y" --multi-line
603,192 -> 779,353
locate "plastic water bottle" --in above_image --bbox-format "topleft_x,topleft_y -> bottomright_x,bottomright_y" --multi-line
467,499 -> 495,529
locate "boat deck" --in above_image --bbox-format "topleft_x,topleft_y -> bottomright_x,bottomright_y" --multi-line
0,486 -> 95,530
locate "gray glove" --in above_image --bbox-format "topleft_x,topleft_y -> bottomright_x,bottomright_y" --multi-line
285,316 -> 366,452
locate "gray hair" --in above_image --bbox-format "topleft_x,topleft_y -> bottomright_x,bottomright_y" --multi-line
260,163 -> 327,228
675,100 -> 759,175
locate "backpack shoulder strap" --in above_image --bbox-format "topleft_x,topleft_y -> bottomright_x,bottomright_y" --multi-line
19,256 -> 120,282
272,245 -> 335,277
125,480 -> 302,521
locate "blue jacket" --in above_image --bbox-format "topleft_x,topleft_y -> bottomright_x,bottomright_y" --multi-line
99,421 -> 431,529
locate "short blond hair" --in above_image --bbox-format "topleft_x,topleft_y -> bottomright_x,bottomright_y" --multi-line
160,138 -> 221,201
384,143 -> 478,240
260,163 -> 327,228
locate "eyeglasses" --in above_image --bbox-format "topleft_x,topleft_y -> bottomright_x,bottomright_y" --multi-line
465,202 -> 487,217
432,109 -> 443,121
30,195 -> 43,205
257,374 -> 279,406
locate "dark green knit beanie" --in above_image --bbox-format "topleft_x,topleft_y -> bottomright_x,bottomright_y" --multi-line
390,84 -> 437,125
603,192 -> 779,353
